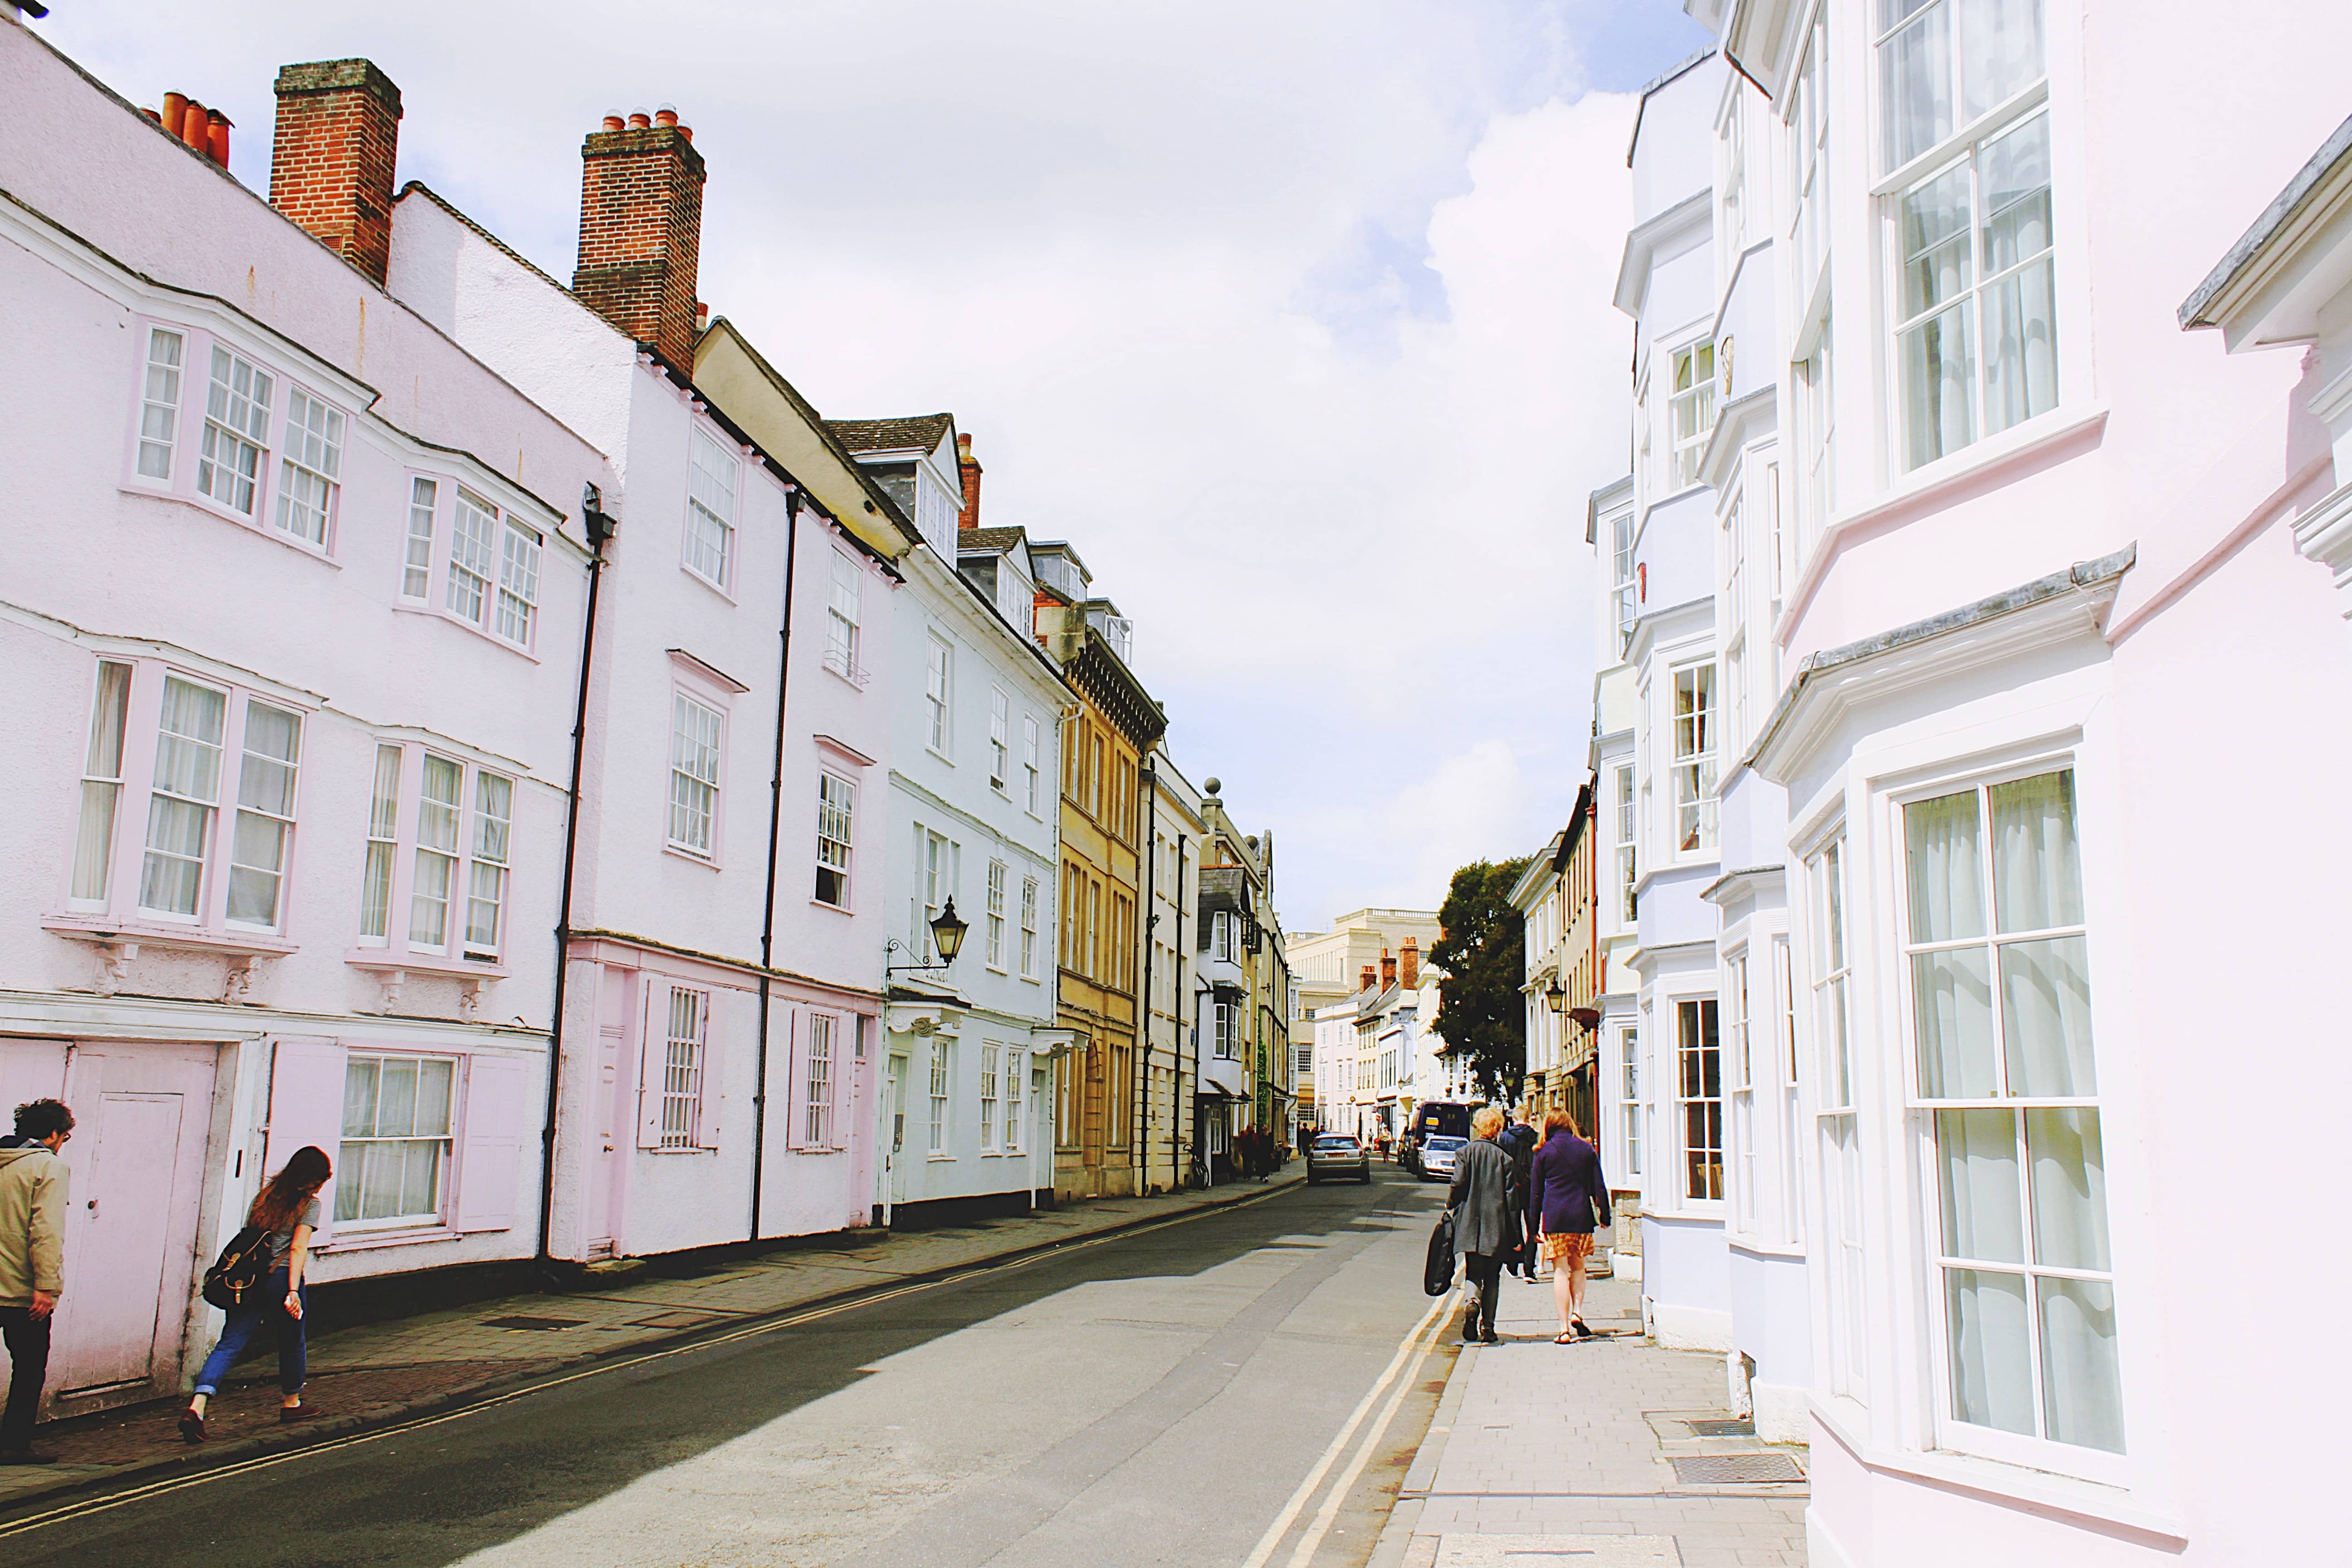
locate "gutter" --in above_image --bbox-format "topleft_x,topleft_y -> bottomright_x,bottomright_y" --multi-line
537,485 -> 617,1267
750,487 -> 804,1243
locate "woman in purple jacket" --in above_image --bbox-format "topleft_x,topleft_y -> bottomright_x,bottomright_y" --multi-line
1527,1110 -> 1612,1341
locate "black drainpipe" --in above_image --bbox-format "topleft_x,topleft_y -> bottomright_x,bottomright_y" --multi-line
750,487 -> 804,1243
1137,761 -> 1158,1193
1171,832 -> 1186,1187
538,483 -> 617,1267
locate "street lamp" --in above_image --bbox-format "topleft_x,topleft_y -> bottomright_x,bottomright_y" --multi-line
887,897 -> 970,975
1543,978 -> 1566,1013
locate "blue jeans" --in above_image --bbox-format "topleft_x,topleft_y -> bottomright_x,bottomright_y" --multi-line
193,1268 -> 305,1397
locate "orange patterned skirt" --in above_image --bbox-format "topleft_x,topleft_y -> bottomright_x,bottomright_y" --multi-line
1540,1232 -> 1595,1267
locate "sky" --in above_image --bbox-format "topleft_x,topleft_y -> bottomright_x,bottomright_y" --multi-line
35,0 -> 1712,936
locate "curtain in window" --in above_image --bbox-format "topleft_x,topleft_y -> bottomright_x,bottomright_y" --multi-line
1944,1267 -> 2034,1434
1964,0 -> 2046,121
1881,0 -> 1955,167
142,679 -> 226,914
2038,1276 -> 2124,1451
1906,789 -> 1994,1095
1991,771 -> 2093,1094
228,702 -> 301,926
72,663 -> 132,901
1981,114 -> 2057,435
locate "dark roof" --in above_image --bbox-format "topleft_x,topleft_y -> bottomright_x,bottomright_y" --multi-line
2180,112 -> 2352,329
958,526 -> 1029,552
826,415 -> 954,455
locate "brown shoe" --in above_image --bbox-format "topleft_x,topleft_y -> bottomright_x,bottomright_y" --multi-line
278,1402 -> 322,1425
177,1409 -> 205,1444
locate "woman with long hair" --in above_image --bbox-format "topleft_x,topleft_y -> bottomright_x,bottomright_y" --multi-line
1527,1109 -> 1612,1342
179,1145 -> 331,1442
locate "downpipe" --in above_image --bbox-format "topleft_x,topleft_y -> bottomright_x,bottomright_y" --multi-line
750,487 -> 803,1243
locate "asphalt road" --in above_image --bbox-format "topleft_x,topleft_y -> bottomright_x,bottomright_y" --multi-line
0,1168 -> 1457,1568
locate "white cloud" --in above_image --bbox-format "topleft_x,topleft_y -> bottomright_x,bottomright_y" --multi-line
37,0 -> 1646,935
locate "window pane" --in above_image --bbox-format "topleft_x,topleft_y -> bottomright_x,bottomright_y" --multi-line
380,1058 -> 419,1137
2037,1276 -> 2125,1451
226,812 -> 289,924
343,1059 -> 381,1139
1960,0 -> 2045,120
1989,769 -> 2081,931
1982,255 -> 2059,436
1902,301 -> 1977,466
1936,1108 -> 2023,1263
405,478 -> 438,598
416,1058 -> 455,1137
399,1137 -> 440,1218
141,797 -> 211,914
2025,1107 -> 2108,1270
1905,788 -> 1985,942
1882,4 -> 1954,167
1900,162 -> 1974,320
154,679 -> 226,799
1914,947 -> 1997,1097
1945,1267 -> 2035,1435
1999,935 -> 2095,1095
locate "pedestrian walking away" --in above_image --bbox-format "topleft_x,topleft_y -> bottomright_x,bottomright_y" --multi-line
181,1144 -> 333,1443
0,1099 -> 73,1465
1502,1114 -> 1539,1280
1446,1105 -> 1515,1345
1527,1109 -> 1612,1341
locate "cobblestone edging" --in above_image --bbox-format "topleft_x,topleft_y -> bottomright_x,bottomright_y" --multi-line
0,1171 -> 1308,1519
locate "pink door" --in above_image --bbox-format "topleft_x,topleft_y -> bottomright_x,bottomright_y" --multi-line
581,964 -> 637,1259
51,1043 -> 218,1413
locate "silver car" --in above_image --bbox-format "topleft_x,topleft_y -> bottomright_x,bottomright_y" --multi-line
1419,1134 -> 1467,1182
1306,1134 -> 1372,1184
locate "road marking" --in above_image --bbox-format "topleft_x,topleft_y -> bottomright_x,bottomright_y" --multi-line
1236,1287 -> 1450,1568
1277,1298 -> 1450,1568
0,1179 -> 1323,1539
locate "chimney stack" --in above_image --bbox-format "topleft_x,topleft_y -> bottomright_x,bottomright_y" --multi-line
957,432 -> 982,529
1380,950 -> 1397,989
1401,938 -> 1419,990
1360,964 -> 1377,994
270,60 -> 402,285
573,105 -> 707,368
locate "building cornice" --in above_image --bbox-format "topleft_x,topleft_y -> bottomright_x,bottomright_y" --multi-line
1746,547 -> 2134,786
1614,190 -> 1712,317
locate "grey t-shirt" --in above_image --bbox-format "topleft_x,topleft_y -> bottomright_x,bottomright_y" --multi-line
261,1197 -> 322,1268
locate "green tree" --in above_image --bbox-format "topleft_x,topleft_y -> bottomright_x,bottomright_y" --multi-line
1430,856 -> 1534,1103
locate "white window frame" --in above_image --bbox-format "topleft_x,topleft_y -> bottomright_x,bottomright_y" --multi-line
804,1012 -> 837,1148
274,383 -> 345,549
658,985 -> 712,1151
1612,513 -> 1637,653
1614,762 -> 1638,925
668,691 -> 726,863
1668,339 -> 1718,491
196,342 -> 274,519
815,771 -> 855,909
342,743 -> 515,964
980,1042 -> 1000,1152
1019,874 -> 1040,980
985,859 -> 1008,970
926,637 -> 953,757
1809,832 -> 1870,1403
1669,661 -> 1720,858
684,428 -> 740,592
1675,996 -> 1723,1205
1619,1022 -> 1642,1178
989,688 -> 1011,793
928,1038 -> 953,1156
136,326 -> 186,482
335,1052 -> 457,1232
1727,952 -> 1756,1231
826,549 -> 863,683
1022,715 -> 1042,814
1896,763 -> 2123,1469
1004,1049 -> 1025,1152
1774,933 -> 1804,1247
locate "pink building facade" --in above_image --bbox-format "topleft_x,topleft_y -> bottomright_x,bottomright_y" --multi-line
0,20 -> 609,1414
1653,0 -> 2352,1561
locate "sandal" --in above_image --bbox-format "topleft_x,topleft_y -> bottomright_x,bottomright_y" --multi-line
1553,1332 -> 1578,1343
177,1408 -> 206,1444
1572,1317 -> 1594,1339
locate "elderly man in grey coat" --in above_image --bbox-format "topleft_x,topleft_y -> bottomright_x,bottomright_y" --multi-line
1446,1105 -> 1516,1344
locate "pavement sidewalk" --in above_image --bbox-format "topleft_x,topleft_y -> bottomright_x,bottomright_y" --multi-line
0,1169 -> 1303,1513
1372,1268 -> 1808,1568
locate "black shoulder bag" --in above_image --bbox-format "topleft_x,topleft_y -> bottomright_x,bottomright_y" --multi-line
201,1225 -> 275,1312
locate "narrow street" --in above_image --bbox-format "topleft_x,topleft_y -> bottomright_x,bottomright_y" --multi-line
0,1173 -> 1453,1568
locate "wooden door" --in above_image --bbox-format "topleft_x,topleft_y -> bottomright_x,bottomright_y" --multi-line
50,1042 -> 217,1412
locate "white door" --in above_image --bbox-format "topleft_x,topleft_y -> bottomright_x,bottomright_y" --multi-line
885,1054 -> 908,1208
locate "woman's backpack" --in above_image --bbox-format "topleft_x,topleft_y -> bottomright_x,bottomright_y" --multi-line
1423,1210 -> 1457,1297
201,1224 -> 274,1311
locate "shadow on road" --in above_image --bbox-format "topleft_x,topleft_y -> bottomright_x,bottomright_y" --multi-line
3,1174 -> 1444,1568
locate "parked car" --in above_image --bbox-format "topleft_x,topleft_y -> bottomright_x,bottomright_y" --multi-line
1418,1134 -> 1468,1182
1306,1133 -> 1372,1185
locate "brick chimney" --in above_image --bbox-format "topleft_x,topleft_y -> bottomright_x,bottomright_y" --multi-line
1360,964 -> 1377,994
957,432 -> 982,530
573,106 -> 706,368
1380,950 -> 1397,989
270,60 -> 402,285
1401,938 -> 1419,990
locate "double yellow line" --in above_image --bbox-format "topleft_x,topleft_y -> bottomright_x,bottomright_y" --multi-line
0,1182 -> 1305,1540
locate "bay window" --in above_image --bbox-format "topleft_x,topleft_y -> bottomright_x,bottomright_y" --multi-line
1677,998 -> 1723,1202
70,662 -> 132,904
1671,662 -> 1719,854
443,487 -> 541,650
1810,836 -> 1869,1400
359,745 -> 402,942
1881,0 -> 2055,470
1612,513 -> 1637,652
274,387 -> 343,547
137,328 -> 184,480
338,1054 -> 455,1228
1729,954 -> 1756,1227
354,744 -> 512,963
403,479 -> 438,600
685,429 -> 739,590
197,345 -> 272,515
1669,341 -> 1717,490
1615,762 -> 1637,921
1904,767 -> 2120,1454
1619,1024 -> 1641,1177
142,676 -> 225,919
225,699 -> 302,928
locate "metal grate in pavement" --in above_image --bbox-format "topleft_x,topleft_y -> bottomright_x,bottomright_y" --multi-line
482,1315 -> 588,1331
1671,1452 -> 1805,1483
1686,1417 -> 1755,1437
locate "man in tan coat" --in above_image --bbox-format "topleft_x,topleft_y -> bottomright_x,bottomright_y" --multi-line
0,1099 -> 72,1464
